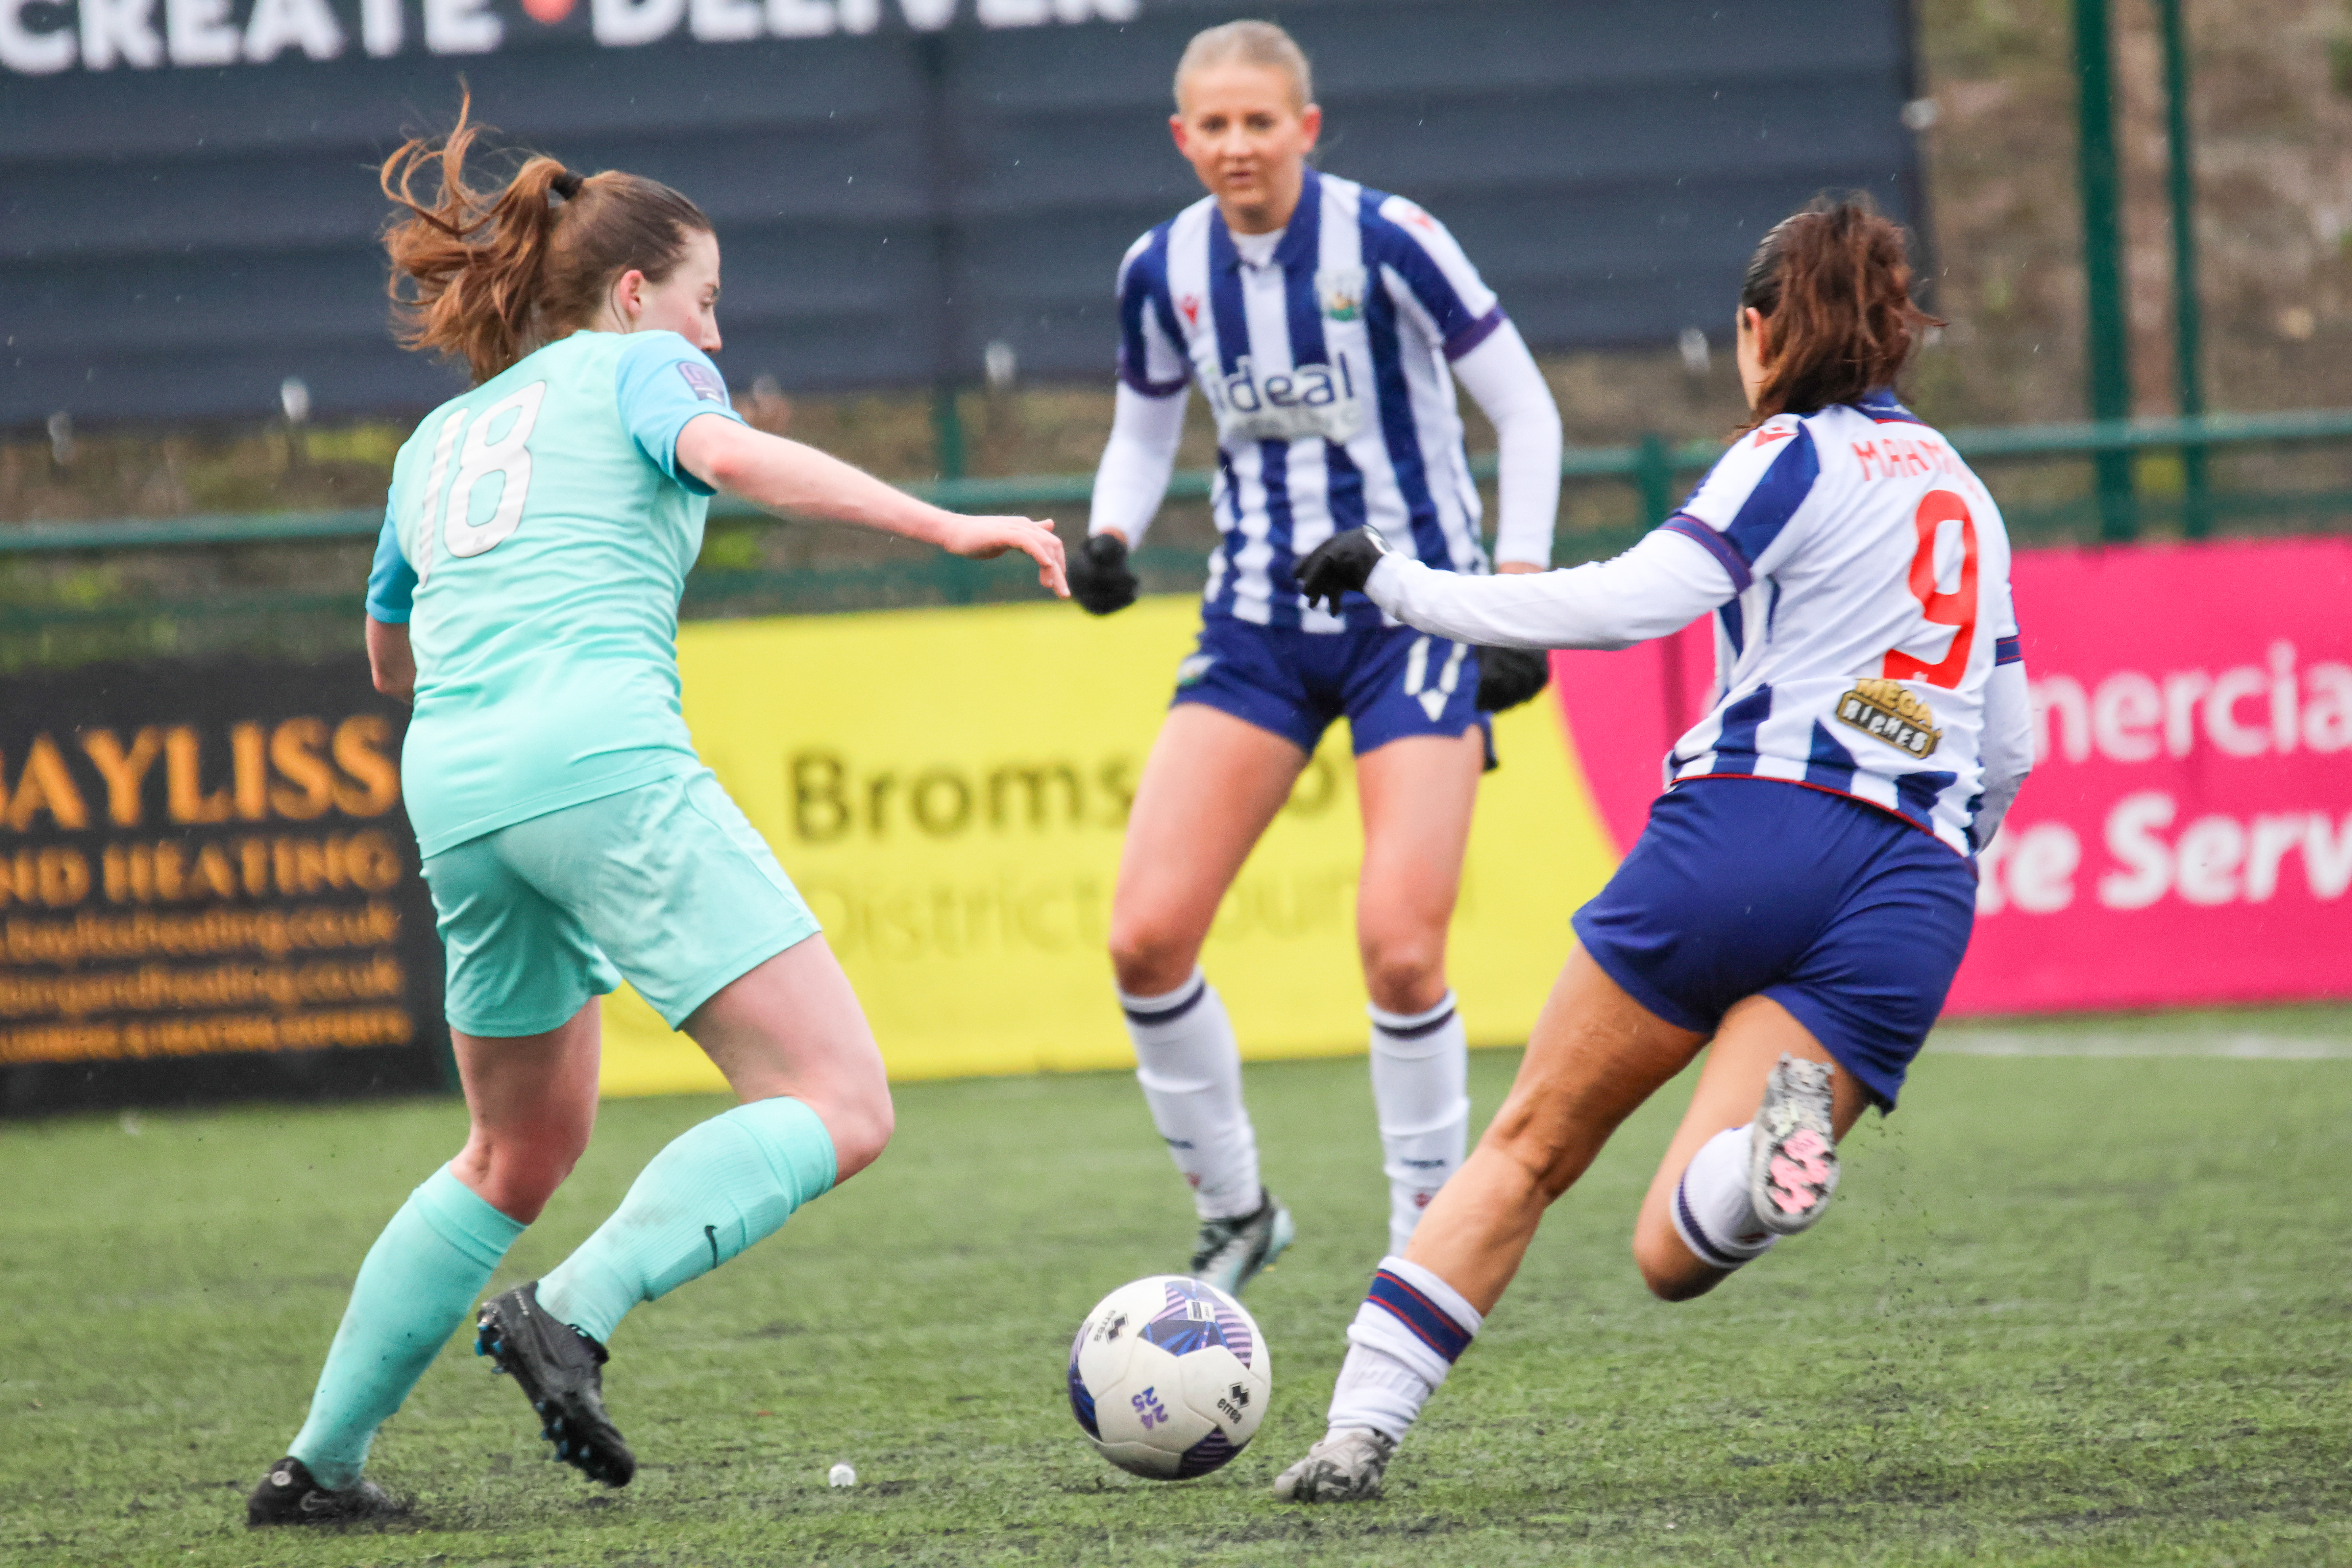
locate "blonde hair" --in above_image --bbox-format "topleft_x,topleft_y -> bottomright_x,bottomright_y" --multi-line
1173,20 -> 1313,109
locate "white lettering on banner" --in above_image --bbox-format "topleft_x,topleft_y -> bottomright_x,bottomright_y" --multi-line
1,0 -> 76,71
1982,801 -> 2352,916
165,0 -> 237,62
81,0 -> 162,69
764,0 -> 828,32
1975,822 -> 2081,915
592,0 -> 678,42
10,0 -> 1143,71
423,0 -> 498,50
689,0 -> 759,42
243,0 -> 340,59
358,0 -> 394,51
2030,643 -> 2352,766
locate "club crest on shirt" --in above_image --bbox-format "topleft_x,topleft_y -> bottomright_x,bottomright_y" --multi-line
1316,266 -> 1366,323
1835,677 -> 1942,758
676,361 -> 728,404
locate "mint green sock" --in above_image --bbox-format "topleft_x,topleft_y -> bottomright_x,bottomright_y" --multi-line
288,1165 -> 525,1489
536,1097 -> 837,1345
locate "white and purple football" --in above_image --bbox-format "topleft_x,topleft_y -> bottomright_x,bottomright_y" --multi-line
1065,1275 -> 1272,1479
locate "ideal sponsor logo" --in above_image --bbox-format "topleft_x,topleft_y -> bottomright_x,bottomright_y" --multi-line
1834,677 -> 1942,758
1200,354 -> 1368,445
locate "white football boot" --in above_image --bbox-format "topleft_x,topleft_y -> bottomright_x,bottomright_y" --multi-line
1750,1054 -> 1839,1235
1189,1193 -> 1296,1297
1273,1428 -> 1397,1502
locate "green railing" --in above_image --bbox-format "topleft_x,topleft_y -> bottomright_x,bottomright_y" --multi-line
0,407 -> 2346,665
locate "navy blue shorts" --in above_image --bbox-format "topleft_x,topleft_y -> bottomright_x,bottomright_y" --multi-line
1170,614 -> 1491,759
1571,777 -> 1978,1110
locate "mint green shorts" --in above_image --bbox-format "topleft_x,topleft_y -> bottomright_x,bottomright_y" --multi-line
422,768 -> 820,1038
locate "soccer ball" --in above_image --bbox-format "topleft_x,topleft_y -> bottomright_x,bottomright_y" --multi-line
1065,1275 -> 1272,1479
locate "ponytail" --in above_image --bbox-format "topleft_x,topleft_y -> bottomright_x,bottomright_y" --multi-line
1737,193 -> 1940,431
380,94 -> 711,384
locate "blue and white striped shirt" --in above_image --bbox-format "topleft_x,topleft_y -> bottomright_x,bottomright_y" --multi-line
1116,168 -> 1510,629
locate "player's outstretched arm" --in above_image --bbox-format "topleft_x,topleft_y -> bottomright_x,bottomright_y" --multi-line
676,414 -> 1069,598
1298,526 -> 1734,652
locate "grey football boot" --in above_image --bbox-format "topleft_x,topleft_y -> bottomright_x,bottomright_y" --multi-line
1750,1054 -> 1840,1235
1189,1192 -> 1296,1297
1273,1428 -> 1398,1502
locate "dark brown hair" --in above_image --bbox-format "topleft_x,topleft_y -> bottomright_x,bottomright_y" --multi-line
380,95 -> 711,384
1737,193 -> 1940,430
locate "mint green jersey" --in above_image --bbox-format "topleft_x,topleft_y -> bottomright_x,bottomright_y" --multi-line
366,330 -> 745,859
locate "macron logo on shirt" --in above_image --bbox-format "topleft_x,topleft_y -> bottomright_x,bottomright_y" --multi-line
1754,427 -> 1794,448
677,361 -> 728,404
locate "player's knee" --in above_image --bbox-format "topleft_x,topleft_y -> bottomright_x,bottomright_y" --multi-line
1106,916 -> 1198,999
825,1084 -> 895,1183
1632,1226 -> 1719,1303
457,1130 -> 582,1224
1357,929 -> 1445,1014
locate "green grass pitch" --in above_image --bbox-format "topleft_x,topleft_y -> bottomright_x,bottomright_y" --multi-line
3,1007 -> 2349,1566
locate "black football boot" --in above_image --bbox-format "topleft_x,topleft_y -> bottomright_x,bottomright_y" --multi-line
245,1456 -> 409,1527
474,1281 -> 636,1487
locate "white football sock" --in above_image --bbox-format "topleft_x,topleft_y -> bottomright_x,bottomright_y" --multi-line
1325,1255 -> 1483,1443
1369,992 -> 1470,1254
1670,1124 -> 1778,1269
1121,969 -> 1262,1221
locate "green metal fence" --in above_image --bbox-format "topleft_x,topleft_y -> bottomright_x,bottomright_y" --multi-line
2,407 -> 2348,671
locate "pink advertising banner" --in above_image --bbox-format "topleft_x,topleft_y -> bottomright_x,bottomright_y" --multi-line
1550,536 -> 2352,1016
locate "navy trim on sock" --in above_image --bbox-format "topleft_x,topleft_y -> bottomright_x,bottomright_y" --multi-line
1124,977 -> 1208,1025
1674,1176 -> 1745,1270
1371,1003 -> 1457,1042
1367,1269 -> 1472,1363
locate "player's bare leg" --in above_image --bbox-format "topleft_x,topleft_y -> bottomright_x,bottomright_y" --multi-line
1630,996 -> 1871,1302
448,1006 -> 605,1221
1277,948 -> 1700,1501
684,935 -> 895,1178
1401,947 -> 1705,1312
1111,703 -> 1307,996
254,1009 -> 601,1523
488,937 -> 889,1486
1352,728 -> 1483,1251
1109,703 -> 1307,1291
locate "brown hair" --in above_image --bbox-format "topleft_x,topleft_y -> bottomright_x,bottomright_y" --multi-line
1737,193 -> 1940,430
1174,20 -> 1313,109
379,95 -> 712,384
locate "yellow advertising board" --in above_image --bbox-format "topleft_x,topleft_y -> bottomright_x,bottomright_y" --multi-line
598,597 -> 1623,1096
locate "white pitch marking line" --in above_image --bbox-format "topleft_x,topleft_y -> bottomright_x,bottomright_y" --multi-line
1928,1030 -> 2352,1060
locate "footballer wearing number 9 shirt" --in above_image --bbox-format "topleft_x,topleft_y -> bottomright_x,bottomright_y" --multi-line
1273,196 -> 2037,1501
1068,21 -> 1566,1300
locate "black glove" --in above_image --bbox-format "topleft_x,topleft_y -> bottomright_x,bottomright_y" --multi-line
1295,525 -> 1394,614
1069,532 -> 1140,616
1475,645 -> 1551,714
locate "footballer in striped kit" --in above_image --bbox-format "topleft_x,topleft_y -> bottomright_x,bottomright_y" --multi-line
1070,19 -> 1565,1308
1275,196 -> 2036,1501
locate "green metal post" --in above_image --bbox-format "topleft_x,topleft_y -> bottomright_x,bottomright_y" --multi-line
931,381 -> 967,482
2072,0 -> 2137,540
2157,0 -> 2211,537
1635,433 -> 1673,526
